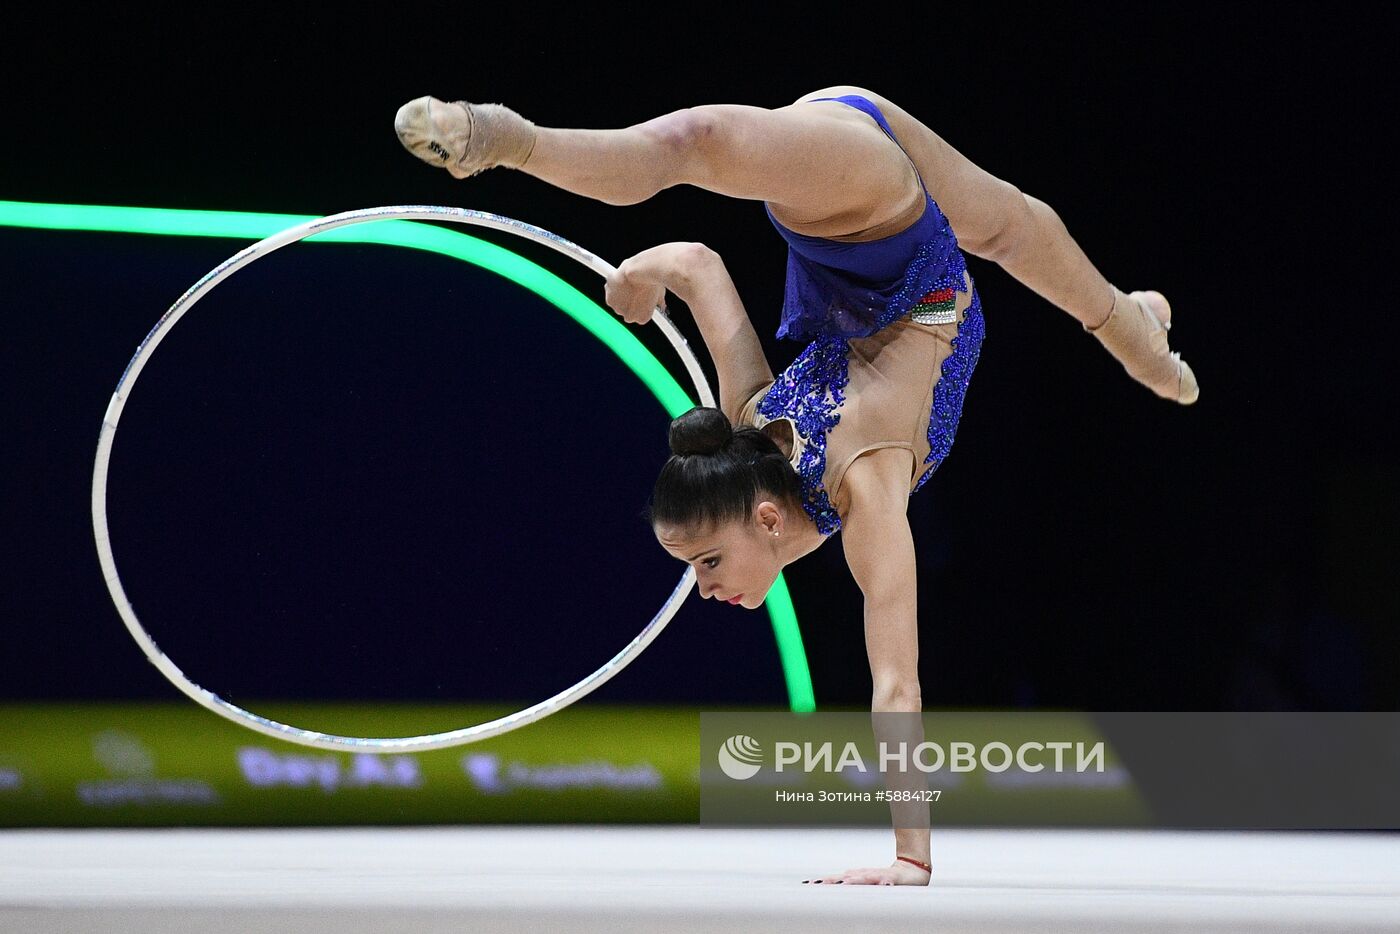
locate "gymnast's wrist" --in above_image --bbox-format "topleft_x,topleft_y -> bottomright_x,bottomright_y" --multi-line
895,854 -> 931,874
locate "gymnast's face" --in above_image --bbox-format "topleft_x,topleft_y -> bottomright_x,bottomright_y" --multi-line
654,502 -> 792,610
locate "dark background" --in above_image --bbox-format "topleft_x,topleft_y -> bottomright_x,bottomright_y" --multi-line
3,5 -> 1395,711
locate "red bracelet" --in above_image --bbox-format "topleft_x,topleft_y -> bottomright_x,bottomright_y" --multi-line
896,855 -> 931,873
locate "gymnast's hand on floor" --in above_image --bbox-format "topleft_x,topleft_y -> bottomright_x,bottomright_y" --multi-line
802,859 -> 931,886
603,266 -> 665,325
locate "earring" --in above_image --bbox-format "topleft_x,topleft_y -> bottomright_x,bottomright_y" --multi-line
772,531 -> 780,537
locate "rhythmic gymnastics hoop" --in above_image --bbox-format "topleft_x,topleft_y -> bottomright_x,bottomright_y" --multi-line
91,205 -> 714,753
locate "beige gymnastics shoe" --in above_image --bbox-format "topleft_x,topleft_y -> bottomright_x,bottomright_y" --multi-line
393,96 -> 537,179
1084,286 -> 1199,405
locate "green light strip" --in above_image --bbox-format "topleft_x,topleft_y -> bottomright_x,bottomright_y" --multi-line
0,199 -> 816,712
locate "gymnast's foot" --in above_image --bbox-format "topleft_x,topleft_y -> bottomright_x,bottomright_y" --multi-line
393,96 -> 537,179
1084,286 -> 1200,405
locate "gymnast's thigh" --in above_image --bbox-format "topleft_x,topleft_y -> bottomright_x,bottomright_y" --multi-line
679,102 -> 916,227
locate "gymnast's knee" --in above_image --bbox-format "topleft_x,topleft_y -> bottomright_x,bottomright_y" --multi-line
630,107 -> 716,193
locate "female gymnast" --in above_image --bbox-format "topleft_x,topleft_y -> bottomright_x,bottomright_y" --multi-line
394,86 -> 1199,886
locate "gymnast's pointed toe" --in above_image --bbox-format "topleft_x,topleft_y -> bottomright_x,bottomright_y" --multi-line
1086,286 -> 1199,405
393,95 -> 537,179
394,95 -> 458,170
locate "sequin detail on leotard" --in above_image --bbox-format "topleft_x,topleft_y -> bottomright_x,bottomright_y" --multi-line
909,286 -> 958,325
889,234 -> 969,328
755,335 -> 852,536
914,288 -> 986,492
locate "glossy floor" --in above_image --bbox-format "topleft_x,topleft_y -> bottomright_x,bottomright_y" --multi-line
2,826 -> 1399,932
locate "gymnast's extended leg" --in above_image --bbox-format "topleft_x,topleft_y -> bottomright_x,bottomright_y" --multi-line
393,95 -> 921,237
395,92 -> 1198,404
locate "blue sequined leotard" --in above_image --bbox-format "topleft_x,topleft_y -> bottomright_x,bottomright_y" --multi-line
737,94 -> 987,536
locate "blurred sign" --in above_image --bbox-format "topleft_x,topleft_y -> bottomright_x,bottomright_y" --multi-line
0,702 -> 700,826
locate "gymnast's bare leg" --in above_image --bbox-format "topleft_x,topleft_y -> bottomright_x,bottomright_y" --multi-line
394,89 -> 1196,401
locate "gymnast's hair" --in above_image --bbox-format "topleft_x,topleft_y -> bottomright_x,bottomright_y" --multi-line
646,406 -> 803,531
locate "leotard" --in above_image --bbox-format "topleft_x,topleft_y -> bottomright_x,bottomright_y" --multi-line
737,94 -> 987,535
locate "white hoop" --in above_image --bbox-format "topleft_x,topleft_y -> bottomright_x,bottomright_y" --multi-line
91,205 -> 714,752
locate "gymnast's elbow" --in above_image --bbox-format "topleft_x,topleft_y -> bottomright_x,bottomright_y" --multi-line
672,242 -> 724,288
679,241 -> 721,270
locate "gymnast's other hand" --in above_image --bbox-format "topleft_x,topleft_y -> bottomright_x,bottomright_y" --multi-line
604,264 -> 666,325
802,859 -> 931,887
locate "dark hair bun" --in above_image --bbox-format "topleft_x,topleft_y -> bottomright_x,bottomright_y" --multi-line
669,406 -> 733,457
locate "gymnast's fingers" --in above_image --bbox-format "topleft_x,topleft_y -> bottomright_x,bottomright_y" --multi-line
603,272 -> 658,325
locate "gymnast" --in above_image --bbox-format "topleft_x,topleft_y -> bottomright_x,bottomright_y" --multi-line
394,86 -> 1198,886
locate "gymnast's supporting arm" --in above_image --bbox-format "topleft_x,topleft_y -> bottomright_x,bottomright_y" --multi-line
830,450 -> 934,886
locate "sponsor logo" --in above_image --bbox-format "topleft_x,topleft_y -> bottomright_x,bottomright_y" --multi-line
77,729 -> 219,808
237,747 -> 423,793
461,753 -> 662,794
93,729 -> 155,777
